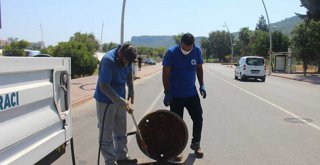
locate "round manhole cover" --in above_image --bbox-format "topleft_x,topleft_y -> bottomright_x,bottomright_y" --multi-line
136,110 -> 188,161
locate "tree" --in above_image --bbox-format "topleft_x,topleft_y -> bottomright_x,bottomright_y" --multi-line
154,47 -> 167,58
256,15 -> 268,32
249,30 -> 269,58
173,33 -> 184,45
70,32 -> 100,54
239,27 -> 251,55
53,41 -> 98,78
207,31 -> 231,62
233,40 -> 242,59
291,21 -> 320,76
102,42 -> 118,52
200,37 -> 210,62
40,45 -> 55,55
3,40 -> 29,56
272,31 -> 290,52
298,0 -> 320,20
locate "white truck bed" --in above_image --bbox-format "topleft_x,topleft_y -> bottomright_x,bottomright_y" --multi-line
0,57 -> 72,165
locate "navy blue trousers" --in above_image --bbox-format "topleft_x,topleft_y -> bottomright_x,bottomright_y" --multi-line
170,95 -> 203,143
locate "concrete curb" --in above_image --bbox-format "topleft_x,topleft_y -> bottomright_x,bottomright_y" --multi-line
270,74 -> 320,85
134,69 -> 162,80
71,67 -> 162,107
72,95 -> 94,108
270,74 -> 296,80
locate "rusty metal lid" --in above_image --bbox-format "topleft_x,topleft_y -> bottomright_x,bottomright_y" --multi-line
136,110 -> 188,161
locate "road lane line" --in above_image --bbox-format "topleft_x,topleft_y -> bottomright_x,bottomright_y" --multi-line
207,69 -> 320,131
128,90 -> 164,143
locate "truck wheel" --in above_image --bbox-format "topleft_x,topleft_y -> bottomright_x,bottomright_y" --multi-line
261,77 -> 266,82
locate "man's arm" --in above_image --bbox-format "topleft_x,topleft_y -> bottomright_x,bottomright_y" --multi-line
127,69 -> 134,104
162,66 -> 171,92
197,64 -> 207,98
196,64 -> 204,86
99,82 -> 128,106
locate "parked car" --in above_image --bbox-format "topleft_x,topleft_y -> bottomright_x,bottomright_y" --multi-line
144,58 -> 156,65
234,56 -> 266,82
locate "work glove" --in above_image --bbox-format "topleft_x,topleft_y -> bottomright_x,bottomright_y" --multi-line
199,85 -> 207,99
163,91 -> 172,107
117,97 -> 133,114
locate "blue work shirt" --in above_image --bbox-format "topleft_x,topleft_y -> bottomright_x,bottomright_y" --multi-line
94,47 -> 132,104
162,45 -> 203,98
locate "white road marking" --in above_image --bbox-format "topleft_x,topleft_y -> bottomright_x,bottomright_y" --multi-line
207,69 -> 320,131
128,89 -> 164,143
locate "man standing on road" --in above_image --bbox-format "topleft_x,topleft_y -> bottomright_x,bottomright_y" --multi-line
94,43 -> 137,165
162,33 -> 206,161
137,55 -> 142,71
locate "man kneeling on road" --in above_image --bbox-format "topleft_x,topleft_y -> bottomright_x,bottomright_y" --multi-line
162,33 -> 206,161
94,43 -> 137,165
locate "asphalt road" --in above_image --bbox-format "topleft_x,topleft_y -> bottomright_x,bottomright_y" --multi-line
54,63 -> 320,165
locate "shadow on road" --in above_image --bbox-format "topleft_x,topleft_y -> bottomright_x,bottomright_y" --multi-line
295,74 -> 320,85
235,78 -> 265,83
138,153 -> 196,165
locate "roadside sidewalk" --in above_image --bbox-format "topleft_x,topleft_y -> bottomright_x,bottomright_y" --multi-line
71,63 -> 162,107
270,72 -> 320,85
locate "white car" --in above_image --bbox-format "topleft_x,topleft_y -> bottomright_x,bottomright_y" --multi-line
234,56 -> 266,82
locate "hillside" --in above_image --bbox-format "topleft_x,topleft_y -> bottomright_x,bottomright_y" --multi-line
131,16 -> 303,48
270,15 -> 303,37
131,35 -> 204,48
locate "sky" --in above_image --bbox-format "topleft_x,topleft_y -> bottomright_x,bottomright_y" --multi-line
0,0 -> 307,46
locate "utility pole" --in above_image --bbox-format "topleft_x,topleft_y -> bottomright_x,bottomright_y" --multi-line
223,22 -> 234,64
120,0 -> 126,44
0,0 -> 2,29
40,23 -> 44,43
100,22 -> 104,51
262,0 -> 273,75
40,23 -> 45,48
120,0 -> 136,78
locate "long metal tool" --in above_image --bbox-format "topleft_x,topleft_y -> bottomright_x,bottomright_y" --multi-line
129,111 -> 149,156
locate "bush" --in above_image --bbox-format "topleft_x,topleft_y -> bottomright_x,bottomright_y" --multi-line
53,41 -> 98,78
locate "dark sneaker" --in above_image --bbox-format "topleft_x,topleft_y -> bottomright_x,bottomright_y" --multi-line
190,142 -> 204,158
117,157 -> 138,165
174,153 -> 183,162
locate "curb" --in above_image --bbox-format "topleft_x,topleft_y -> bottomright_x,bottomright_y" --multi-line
72,95 -> 94,108
135,69 -> 162,80
270,74 -> 320,84
71,66 -> 162,108
270,74 -> 296,81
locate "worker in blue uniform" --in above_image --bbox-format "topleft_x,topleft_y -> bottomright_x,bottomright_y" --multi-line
162,33 -> 206,161
94,43 -> 137,165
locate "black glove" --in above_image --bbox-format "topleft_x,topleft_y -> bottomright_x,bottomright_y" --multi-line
163,91 -> 172,107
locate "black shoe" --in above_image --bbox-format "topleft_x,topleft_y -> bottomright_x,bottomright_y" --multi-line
174,153 -> 183,162
117,157 -> 138,165
190,142 -> 204,158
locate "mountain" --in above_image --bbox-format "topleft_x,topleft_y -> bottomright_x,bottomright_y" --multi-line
232,16 -> 303,38
270,15 -> 303,37
131,35 -> 205,48
131,16 -> 303,48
